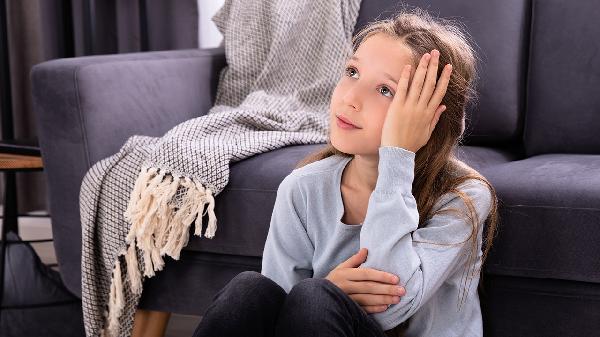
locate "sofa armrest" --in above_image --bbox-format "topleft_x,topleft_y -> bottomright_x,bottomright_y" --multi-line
30,47 -> 226,296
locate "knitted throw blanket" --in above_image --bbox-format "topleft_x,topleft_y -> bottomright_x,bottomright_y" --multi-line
79,0 -> 362,336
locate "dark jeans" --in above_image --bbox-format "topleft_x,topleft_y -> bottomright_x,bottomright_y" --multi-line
192,270 -> 390,337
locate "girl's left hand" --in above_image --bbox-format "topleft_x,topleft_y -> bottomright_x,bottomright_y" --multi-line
380,49 -> 453,153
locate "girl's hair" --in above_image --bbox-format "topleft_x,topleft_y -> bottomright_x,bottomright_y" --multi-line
295,5 -> 499,334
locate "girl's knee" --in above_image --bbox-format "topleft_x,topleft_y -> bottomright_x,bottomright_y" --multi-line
232,270 -> 264,283
228,271 -> 285,296
290,277 -> 336,298
281,278 -> 353,326
288,278 -> 355,311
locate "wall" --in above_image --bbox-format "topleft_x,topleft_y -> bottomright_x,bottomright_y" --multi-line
198,0 -> 224,48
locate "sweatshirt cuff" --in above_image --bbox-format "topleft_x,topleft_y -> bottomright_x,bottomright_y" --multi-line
374,146 -> 416,195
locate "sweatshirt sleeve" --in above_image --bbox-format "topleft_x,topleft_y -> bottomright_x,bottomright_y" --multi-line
359,146 -> 493,331
261,173 -> 314,293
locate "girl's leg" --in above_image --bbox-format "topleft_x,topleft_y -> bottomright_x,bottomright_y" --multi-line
192,270 -> 287,337
274,277 -> 388,337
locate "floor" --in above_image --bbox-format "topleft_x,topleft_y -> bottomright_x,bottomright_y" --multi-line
1,209 -> 202,337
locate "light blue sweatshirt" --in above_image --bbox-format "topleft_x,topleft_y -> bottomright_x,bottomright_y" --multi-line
261,146 -> 492,336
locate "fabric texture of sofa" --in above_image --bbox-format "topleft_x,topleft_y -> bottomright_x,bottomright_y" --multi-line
31,0 -> 600,335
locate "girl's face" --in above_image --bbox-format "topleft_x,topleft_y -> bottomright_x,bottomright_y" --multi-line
329,33 -> 415,156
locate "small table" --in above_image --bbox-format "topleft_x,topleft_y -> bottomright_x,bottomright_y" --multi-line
0,142 -> 43,171
0,140 -> 44,229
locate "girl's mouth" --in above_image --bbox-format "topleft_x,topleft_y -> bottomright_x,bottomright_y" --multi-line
336,116 -> 359,130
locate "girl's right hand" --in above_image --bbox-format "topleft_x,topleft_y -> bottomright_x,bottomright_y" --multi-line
325,248 -> 406,314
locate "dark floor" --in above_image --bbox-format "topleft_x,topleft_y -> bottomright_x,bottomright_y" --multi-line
1,209 -> 202,337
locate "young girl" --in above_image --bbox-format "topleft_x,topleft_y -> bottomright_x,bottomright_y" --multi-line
192,7 -> 498,337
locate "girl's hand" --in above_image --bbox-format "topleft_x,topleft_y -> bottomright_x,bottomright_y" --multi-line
380,49 -> 453,153
325,248 -> 406,314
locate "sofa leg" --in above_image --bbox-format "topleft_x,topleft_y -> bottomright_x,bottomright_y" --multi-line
131,308 -> 171,337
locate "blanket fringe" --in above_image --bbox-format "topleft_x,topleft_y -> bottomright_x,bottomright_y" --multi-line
123,166 -> 217,276
101,259 -> 124,337
99,167 -> 218,335
125,243 -> 142,295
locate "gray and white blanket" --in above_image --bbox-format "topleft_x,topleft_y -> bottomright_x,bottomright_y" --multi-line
79,0 -> 363,336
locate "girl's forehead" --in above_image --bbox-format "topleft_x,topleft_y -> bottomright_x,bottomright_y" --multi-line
353,34 -> 414,78
356,33 -> 412,59
356,33 -> 411,54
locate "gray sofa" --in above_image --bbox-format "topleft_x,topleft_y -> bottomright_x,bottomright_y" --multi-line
31,0 -> 600,335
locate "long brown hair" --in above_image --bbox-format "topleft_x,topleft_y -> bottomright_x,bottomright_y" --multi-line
296,5 -> 499,334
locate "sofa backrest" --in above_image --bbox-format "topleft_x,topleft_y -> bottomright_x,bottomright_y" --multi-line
354,0 -> 530,148
523,0 -> 600,156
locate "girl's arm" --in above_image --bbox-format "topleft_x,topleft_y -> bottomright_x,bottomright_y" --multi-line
261,173 -> 314,293
360,146 -> 492,331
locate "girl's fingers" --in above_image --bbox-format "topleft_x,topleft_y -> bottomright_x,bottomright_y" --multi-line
405,52 -> 431,104
343,280 -> 405,296
429,105 -> 446,133
345,267 -> 399,284
362,305 -> 389,314
350,293 -> 400,307
391,64 -> 412,107
419,49 -> 440,109
428,64 -> 453,110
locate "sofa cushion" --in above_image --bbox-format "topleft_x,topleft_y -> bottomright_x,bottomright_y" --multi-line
184,144 -> 523,258
184,144 -> 326,257
523,0 -> 600,156
354,0 -> 530,145
480,154 -> 600,283
456,145 -> 525,172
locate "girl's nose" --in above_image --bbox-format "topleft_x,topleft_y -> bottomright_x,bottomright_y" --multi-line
342,85 -> 362,111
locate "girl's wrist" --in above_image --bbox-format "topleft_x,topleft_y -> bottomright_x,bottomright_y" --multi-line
380,143 -> 417,153
375,146 -> 416,195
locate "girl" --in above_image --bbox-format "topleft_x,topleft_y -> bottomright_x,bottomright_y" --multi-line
192,6 -> 498,337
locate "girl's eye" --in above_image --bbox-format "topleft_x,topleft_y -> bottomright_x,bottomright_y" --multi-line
379,86 -> 393,98
345,66 -> 394,98
345,66 -> 358,78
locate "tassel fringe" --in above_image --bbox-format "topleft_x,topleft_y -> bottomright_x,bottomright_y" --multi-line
125,244 -> 142,295
101,259 -> 124,337
123,166 -> 217,272
102,166 -> 217,336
